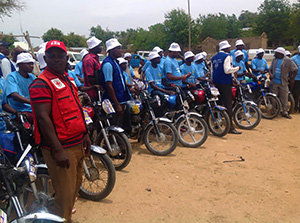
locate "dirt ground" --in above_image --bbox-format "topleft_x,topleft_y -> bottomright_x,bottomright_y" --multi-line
72,112 -> 300,223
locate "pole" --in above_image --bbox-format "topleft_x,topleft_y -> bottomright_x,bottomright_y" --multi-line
188,0 -> 191,51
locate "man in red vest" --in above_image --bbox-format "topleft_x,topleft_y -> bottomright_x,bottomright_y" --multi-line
29,40 -> 91,222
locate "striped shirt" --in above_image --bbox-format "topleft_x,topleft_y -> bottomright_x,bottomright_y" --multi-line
29,70 -> 84,149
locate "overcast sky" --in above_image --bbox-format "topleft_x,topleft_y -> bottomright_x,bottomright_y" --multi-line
1,0 -> 298,47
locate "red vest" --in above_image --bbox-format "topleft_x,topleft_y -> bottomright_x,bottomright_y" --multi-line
32,69 -> 87,144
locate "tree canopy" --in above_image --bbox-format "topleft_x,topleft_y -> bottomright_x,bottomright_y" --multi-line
0,0 -> 25,19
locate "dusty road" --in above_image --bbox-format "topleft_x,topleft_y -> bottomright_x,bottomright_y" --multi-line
73,113 -> 300,223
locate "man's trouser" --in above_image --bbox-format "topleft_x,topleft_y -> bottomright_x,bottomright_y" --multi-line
215,84 -> 234,130
292,80 -> 300,111
111,102 -> 132,132
42,143 -> 85,223
271,83 -> 289,114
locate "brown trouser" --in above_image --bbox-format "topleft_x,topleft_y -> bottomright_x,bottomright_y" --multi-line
270,83 -> 289,115
42,143 -> 85,222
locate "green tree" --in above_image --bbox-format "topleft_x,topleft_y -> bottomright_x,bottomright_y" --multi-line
290,0 -> 300,46
90,25 -> 115,43
238,10 -> 258,28
65,32 -> 86,47
0,0 -> 25,19
42,28 -> 66,43
226,14 -> 242,38
253,0 -> 291,47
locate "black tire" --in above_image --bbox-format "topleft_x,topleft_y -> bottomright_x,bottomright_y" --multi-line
257,95 -> 281,119
205,109 -> 230,137
144,121 -> 178,156
288,92 -> 295,114
233,103 -> 261,130
97,131 -> 132,171
20,168 -> 55,213
79,152 -> 116,201
176,114 -> 208,147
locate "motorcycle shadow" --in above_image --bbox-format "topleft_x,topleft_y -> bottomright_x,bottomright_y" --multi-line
77,196 -> 113,204
130,141 -> 176,157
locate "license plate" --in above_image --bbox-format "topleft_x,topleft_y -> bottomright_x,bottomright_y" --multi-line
210,87 -> 220,96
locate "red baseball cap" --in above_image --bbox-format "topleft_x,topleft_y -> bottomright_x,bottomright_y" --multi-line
45,40 -> 67,53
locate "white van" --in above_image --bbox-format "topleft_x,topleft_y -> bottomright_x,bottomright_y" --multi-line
67,51 -> 82,70
248,49 -> 275,61
137,51 -> 151,60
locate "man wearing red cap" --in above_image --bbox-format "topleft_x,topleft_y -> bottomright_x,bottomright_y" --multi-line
29,40 -> 91,222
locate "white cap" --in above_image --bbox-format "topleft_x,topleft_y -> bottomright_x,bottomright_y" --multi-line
234,50 -> 244,58
168,42 -> 181,52
153,46 -> 163,53
256,48 -> 265,55
201,51 -> 207,59
298,45 -> 300,52
117,57 -> 127,65
285,50 -> 291,56
80,49 -> 89,58
149,52 -> 160,61
194,53 -> 204,62
36,43 -> 47,69
124,52 -> 131,59
219,40 -> 231,50
184,51 -> 195,60
274,47 -> 286,55
86,36 -> 102,50
235,39 -> 245,46
106,38 -> 122,52
16,52 -> 35,65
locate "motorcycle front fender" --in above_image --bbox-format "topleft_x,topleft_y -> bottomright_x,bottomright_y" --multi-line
11,212 -> 65,223
91,145 -> 107,154
148,117 -> 173,127
174,112 -> 203,124
265,92 -> 277,98
107,125 -> 124,133
215,105 -> 227,111
245,100 -> 257,107
36,164 -> 48,170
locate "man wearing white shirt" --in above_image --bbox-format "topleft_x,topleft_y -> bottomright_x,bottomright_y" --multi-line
0,41 -> 16,79
211,40 -> 241,134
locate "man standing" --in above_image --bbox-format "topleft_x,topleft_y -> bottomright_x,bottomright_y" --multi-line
0,41 -> 16,79
29,40 -> 91,222
123,52 -> 136,79
269,47 -> 298,119
6,52 -> 36,123
82,36 -> 102,101
212,40 -> 241,134
230,39 -> 250,72
251,48 -> 269,77
100,38 -> 132,132
291,45 -> 300,112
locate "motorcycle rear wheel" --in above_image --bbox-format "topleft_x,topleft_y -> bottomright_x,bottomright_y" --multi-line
288,92 -> 295,114
233,103 -> 261,130
79,152 -> 116,201
257,95 -> 281,119
206,109 -> 230,137
97,131 -> 132,171
144,121 -> 178,156
176,114 -> 208,147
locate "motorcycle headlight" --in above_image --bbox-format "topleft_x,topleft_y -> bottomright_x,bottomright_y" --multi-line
25,154 -> 37,183
102,99 -> 116,114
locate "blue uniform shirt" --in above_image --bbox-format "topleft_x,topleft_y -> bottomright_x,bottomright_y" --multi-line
292,54 -> 300,81
233,60 -> 246,81
0,77 -> 7,131
273,59 -> 283,84
251,58 -> 269,76
6,71 -> 36,112
68,70 -> 83,88
145,65 -> 164,94
194,62 -> 207,78
230,49 -> 249,63
164,56 -> 182,87
180,63 -> 198,87
74,61 -> 84,80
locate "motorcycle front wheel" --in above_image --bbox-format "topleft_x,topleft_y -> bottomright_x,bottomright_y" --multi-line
176,114 -> 208,147
233,103 -> 261,130
79,151 -> 116,201
97,131 -> 132,171
205,109 -> 230,137
144,121 -> 178,156
257,95 -> 281,119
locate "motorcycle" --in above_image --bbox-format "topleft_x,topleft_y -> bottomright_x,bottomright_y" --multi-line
79,90 -> 132,171
128,90 -> 178,156
188,82 -> 230,137
163,85 -> 208,148
231,78 -> 262,130
0,122 -> 64,222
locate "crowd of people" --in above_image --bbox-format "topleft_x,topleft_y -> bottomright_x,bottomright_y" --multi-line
0,36 -> 300,222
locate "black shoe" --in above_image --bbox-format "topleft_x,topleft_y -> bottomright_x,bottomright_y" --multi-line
229,129 -> 242,134
282,114 -> 292,119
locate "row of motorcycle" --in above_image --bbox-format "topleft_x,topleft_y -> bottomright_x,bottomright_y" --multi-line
0,73 -> 295,222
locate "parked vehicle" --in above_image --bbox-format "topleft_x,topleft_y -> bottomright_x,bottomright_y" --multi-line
137,51 -> 151,59
164,86 -> 209,148
128,89 -> 178,156
232,78 -> 262,129
188,82 -> 230,137
68,51 -> 82,69
248,49 -> 275,61
130,54 -> 148,68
